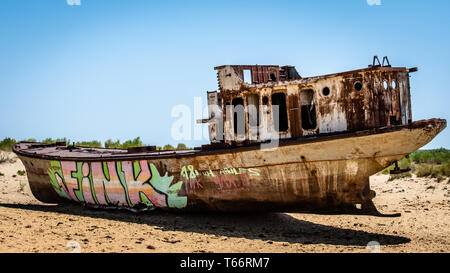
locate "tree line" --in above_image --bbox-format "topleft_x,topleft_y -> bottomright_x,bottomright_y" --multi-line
0,137 -> 192,151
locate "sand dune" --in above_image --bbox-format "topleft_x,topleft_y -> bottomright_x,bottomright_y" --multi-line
0,151 -> 448,253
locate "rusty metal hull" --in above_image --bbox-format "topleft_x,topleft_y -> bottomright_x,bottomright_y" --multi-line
13,119 -> 446,216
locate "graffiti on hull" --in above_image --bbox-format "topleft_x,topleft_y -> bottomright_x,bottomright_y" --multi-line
180,165 -> 260,193
47,160 -> 187,209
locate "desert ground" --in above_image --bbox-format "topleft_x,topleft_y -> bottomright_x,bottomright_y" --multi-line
0,151 -> 448,253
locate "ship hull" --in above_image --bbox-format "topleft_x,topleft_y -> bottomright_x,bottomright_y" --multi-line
13,119 -> 446,216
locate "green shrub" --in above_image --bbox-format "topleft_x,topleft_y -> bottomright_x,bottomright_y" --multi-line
75,140 -> 102,148
410,148 -> 450,165
2,136 -> 156,151
104,137 -> 144,149
176,143 -> 188,150
22,138 -> 37,143
380,157 -> 411,175
121,137 -> 143,149
381,149 -> 449,180
42,138 -> 70,145
399,157 -> 412,169
163,144 -> 175,151
388,172 -> 412,181
442,163 -> 450,176
416,164 -> 432,177
105,139 -> 122,149
0,138 -> 17,151
17,170 -> 26,176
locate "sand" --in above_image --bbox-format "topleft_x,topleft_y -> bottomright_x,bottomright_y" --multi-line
0,151 -> 448,253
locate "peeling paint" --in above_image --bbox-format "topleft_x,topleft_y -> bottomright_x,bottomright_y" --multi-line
209,63 -> 414,146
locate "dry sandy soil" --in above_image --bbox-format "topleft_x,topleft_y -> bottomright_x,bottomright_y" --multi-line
0,151 -> 448,253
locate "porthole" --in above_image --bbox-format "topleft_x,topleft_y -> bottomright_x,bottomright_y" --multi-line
322,87 -> 330,96
354,82 -> 363,91
392,81 -> 397,89
383,81 -> 388,90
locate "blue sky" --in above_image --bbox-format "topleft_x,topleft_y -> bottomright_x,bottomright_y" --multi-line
0,0 -> 449,148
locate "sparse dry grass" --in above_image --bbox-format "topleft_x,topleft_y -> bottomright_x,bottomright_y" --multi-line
381,148 -> 450,181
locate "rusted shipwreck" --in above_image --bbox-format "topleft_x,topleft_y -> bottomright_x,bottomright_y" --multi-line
13,57 -> 446,217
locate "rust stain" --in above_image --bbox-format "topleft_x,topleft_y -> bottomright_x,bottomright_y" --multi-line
211,60 -> 416,146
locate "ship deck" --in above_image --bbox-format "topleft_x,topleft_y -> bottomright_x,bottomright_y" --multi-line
12,119 -> 447,161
